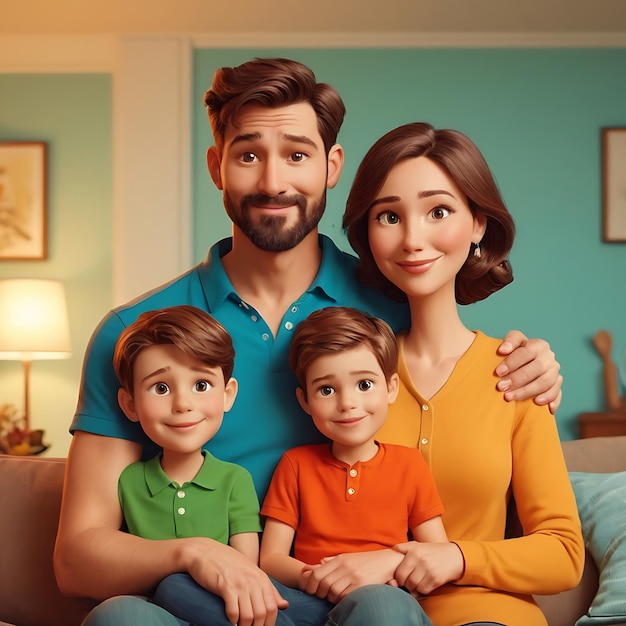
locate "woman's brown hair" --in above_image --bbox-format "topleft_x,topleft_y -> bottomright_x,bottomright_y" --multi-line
343,122 -> 515,305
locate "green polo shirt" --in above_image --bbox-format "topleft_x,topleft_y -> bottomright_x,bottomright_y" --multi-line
118,451 -> 262,542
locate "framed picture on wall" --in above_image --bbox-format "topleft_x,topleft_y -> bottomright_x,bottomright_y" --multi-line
602,128 -> 626,243
0,141 -> 48,260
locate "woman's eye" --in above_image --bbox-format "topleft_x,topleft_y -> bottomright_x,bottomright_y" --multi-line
431,206 -> 451,220
376,211 -> 400,225
152,383 -> 169,395
358,380 -> 374,392
194,380 -> 211,393
319,386 -> 334,397
241,152 -> 257,163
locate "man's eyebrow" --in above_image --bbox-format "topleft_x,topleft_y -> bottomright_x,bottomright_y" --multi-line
369,189 -> 456,210
283,133 -> 318,149
229,132 -> 318,149
230,132 -> 261,146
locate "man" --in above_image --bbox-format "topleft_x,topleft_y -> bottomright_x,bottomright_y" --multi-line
54,58 -> 562,626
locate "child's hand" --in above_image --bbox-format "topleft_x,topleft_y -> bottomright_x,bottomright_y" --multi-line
393,541 -> 464,595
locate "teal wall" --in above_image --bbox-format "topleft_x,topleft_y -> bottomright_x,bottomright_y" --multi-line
1,50 -> 624,453
193,48 -> 626,440
0,73 -> 112,455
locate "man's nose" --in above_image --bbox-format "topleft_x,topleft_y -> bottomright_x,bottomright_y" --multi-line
258,158 -> 288,197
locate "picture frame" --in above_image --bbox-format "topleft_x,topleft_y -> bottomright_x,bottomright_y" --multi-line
601,127 -> 626,243
0,141 -> 48,260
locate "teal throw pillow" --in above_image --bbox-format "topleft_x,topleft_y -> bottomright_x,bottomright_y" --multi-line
569,471 -> 626,626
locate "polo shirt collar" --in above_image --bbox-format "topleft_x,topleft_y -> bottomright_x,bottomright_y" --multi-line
144,451 -> 220,495
197,235 -> 351,311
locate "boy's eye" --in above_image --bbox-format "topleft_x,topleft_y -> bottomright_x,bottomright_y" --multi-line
194,380 -> 211,393
358,379 -> 374,392
376,211 -> 400,225
152,382 -> 169,395
241,152 -> 257,163
319,385 -> 334,397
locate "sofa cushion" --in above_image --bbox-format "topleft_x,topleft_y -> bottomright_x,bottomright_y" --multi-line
570,470 -> 626,625
0,455 -> 95,626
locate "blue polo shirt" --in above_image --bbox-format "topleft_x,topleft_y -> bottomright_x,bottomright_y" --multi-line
72,235 -> 409,498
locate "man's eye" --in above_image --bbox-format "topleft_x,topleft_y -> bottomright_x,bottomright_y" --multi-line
290,152 -> 307,162
319,386 -> 334,397
358,380 -> 374,392
194,380 -> 211,393
152,383 -> 169,395
376,211 -> 400,225
241,152 -> 257,163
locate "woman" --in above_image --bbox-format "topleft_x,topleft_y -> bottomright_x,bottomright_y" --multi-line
342,122 -> 584,626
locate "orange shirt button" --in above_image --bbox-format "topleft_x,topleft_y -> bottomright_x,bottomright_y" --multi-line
421,438 -> 429,445
349,469 -> 358,477
347,487 -> 356,495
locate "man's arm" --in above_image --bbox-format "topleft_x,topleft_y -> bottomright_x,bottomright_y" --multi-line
496,331 -> 562,414
54,432 -> 286,626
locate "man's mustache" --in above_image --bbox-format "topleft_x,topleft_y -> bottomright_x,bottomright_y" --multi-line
242,194 -> 307,210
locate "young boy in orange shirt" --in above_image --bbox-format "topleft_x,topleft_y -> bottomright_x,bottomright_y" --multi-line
259,306 -> 449,624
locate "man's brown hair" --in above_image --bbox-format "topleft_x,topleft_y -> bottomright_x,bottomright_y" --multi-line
289,307 -> 398,399
113,305 -> 235,394
204,57 -> 346,154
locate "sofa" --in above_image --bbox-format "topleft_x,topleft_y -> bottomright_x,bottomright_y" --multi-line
2,436 -> 626,626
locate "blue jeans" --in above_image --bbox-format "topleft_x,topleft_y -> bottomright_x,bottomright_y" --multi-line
82,580 -> 432,626
153,573 -> 332,626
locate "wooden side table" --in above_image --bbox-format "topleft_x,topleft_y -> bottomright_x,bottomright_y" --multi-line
578,411 -> 626,438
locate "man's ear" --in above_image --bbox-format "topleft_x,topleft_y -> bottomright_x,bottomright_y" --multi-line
118,388 -> 140,423
326,144 -> 344,189
295,387 -> 312,416
223,377 -> 239,412
387,373 -> 400,404
207,146 -> 223,190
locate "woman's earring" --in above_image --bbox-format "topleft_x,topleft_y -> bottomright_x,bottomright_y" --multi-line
473,242 -> 481,258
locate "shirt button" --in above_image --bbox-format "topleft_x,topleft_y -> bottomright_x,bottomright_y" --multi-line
349,469 -> 358,477
347,488 -> 356,495
177,490 -> 185,499
262,333 -> 270,341
421,438 -> 429,445
291,306 -> 298,313
251,315 -> 258,322
422,404 -> 429,411
285,321 -> 294,330
177,507 -> 186,515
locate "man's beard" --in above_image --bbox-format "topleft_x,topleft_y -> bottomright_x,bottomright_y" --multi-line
223,191 -> 326,252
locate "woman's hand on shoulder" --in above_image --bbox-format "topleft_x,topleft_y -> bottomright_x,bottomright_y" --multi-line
496,330 -> 562,414
392,541 -> 464,596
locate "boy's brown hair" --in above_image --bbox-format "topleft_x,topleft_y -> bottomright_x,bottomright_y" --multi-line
289,307 -> 398,399
204,57 -> 346,154
113,305 -> 235,394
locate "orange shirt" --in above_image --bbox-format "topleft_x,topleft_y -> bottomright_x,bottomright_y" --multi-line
261,442 -> 443,565
377,331 -> 584,626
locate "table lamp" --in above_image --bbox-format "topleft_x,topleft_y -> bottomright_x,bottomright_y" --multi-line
0,279 -> 71,442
